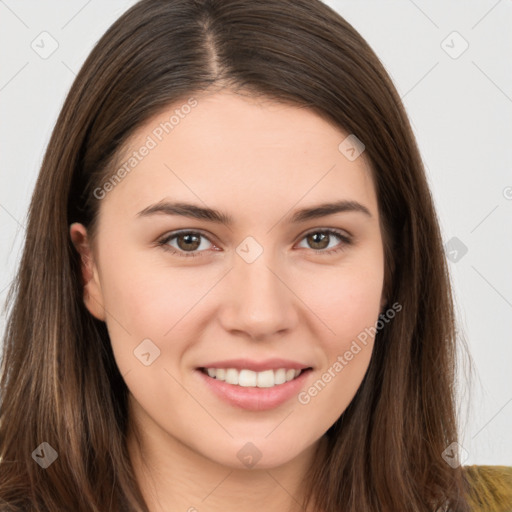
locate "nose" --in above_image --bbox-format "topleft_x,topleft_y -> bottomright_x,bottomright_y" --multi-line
218,251 -> 298,341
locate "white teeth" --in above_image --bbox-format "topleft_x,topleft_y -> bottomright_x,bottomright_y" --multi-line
203,367 -> 305,387
274,368 -> 286,385
239,369 -> 257,387
257,369 -> 274,388
225,368 -> 239,385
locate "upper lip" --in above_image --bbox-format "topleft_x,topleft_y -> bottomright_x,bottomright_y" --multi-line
198,358 -> 312,372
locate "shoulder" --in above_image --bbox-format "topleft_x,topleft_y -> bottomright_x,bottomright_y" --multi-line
462,465 -> 512,511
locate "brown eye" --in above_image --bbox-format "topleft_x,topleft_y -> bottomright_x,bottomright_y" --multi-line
297,229 -> 352,255
176,233 -> 201,251
158,231 -> 214,258
306,232 -> 330,250
158,228 -> 352,259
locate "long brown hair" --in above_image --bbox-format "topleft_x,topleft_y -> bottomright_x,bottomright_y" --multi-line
0,0 -> 475,510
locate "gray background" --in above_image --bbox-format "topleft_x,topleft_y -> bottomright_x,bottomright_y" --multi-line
0,0 -> 511,465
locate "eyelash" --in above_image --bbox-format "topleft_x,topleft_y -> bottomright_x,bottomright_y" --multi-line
156,228 -> 352,258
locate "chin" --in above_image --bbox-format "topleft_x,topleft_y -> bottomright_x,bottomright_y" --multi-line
198,434 -> 316,471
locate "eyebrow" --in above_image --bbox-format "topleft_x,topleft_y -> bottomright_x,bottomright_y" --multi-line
136,199 -> 372,224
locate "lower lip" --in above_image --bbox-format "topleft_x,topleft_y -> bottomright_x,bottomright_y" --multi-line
196,369 -> 312,411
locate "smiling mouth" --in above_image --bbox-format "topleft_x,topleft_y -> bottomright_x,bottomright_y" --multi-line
199,367 -> 312,388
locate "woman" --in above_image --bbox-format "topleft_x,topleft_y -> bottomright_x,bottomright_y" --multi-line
0,0 -> 510,510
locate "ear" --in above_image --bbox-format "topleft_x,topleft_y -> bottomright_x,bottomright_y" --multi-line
69,222 -> 106,321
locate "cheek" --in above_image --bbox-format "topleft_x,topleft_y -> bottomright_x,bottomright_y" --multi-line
303,256 -> 384,348
294,267 -> 383,432
292,253 -> 383,412
295,343 -> 373,443
98,253 -> 212,372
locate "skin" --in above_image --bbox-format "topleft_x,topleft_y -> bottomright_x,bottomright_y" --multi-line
70,89 -> 386,512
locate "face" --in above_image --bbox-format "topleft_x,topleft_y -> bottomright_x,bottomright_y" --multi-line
70,90 -> 386,470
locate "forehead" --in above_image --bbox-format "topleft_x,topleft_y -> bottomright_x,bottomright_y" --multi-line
99,90 -> 378,225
